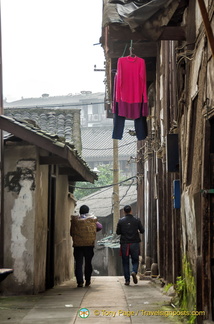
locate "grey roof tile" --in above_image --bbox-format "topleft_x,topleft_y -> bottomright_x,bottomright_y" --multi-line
4,108 -> 81,149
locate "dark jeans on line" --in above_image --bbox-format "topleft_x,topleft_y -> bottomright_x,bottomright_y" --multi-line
73,246 -> 94,284
112,113 -> 148,140
121,243 -> 140,282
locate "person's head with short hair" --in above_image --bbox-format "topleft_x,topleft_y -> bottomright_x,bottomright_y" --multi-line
79,205 -> 89,215
124,205 -> 131,214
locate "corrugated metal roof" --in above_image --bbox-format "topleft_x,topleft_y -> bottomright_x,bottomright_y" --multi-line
97,234 -> 120,248
75,182 -> 137,218
81,126 -> 137,161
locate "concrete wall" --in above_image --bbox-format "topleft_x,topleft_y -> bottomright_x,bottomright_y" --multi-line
2,143 -> 75,294
92,245 -> 123,276
3,144 -> 38,294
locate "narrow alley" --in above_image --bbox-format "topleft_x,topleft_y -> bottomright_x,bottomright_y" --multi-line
0,276 -> 187,324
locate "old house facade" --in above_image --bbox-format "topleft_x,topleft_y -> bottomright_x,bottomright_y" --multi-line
101,0 -> 214,322
0,113 -> 97,294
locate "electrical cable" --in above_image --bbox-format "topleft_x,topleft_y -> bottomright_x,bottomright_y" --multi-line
72,175 -> 137,190
82,140 -> 137,151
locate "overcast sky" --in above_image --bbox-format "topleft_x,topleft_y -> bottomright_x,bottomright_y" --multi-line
1,0 -> 105,102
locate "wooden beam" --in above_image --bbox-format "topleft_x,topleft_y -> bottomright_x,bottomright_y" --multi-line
197,0 -> 214,57
107,25 -> 186,43
59,167 -> 75,175
107,42 -> 157,58
160,26 -> 186,41
39,155 -> 68,165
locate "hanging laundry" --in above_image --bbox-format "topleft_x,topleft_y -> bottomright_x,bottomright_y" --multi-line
112,55 -> 148,140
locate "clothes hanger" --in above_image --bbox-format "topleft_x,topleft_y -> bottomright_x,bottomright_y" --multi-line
129,40 -> 136,58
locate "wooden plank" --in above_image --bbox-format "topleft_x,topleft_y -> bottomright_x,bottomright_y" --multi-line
108,25 -> 186,42
197,0 -> 214,57
160,26 -> 186,40
39,155 -> 68,165
107,42 -> 157,58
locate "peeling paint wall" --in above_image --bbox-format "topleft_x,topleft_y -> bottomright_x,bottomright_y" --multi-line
3,145 -> 37,293
2,143 -> 75,294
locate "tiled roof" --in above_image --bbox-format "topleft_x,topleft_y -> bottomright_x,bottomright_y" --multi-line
75,182 -> 137,218
4,108 -> 82,151
81,126 -> 137,161
0,115 -> 97,183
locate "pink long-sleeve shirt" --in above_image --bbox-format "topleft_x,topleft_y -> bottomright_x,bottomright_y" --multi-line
114,56 -> 148,119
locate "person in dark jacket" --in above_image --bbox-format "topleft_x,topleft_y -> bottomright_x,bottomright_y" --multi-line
116,205 -> 144,285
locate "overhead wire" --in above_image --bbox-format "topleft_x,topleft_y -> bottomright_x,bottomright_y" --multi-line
71,175 -> 137,190
82,140 -> 137,151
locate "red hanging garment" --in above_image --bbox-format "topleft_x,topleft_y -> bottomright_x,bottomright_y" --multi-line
115,56 -> 148,119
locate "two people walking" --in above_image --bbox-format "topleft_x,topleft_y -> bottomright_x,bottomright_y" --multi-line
70,204 -> 144,287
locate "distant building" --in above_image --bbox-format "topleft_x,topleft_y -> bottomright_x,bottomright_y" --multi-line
4,92 -> 108,128
4,92 -> 137,177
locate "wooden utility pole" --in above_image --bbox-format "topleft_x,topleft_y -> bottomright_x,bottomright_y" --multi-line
113,139 -> 120,232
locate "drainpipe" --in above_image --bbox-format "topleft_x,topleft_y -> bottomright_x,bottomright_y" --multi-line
197,0 -> 214,57
0,4 -> 4,267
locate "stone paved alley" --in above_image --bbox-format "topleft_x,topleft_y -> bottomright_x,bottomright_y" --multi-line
0,276 -> 189,324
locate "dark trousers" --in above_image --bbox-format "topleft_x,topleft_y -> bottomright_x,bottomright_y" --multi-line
120,243 -> 140,282
73,246 -> 94,284
112,113 -> 148,140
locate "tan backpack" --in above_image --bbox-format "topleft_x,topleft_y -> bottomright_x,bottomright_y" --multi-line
70,215 -> 97,247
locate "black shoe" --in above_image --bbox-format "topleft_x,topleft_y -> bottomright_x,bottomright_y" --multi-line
131,272 -> 138,284
124,281 -> 130,286
85,281 -> 91,287
77,283 -> 83,287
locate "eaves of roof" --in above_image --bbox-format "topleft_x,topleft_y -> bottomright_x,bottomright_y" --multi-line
101,0 -> 187,58
0,115 -> 97,183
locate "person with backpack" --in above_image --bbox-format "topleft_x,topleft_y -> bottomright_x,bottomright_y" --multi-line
70,205 -> 102,287
116,205 -> 144,286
